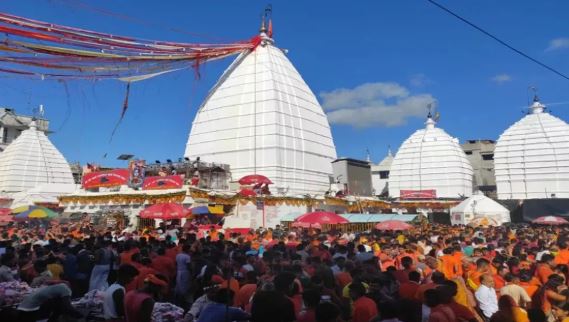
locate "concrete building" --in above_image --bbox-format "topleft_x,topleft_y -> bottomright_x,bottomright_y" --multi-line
331,158 -> 372,196
0,108 -> 49,152
371,150 -> 393,196
461,140 -> 497,197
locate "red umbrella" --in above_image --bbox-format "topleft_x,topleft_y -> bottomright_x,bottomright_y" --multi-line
238,174 -> 273,185
0,208 -> 11,216
375,220 -> 413,231
139,203 -> 190,220
293,211 -> 348,225
238,189 -> 257,197
0,213 -> 14,225
291,221 -> 322,229
532,216 -> 569,225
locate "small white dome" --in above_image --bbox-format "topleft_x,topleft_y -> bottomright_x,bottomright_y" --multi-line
495,97 -> 569,199
389,117 -> 473,198
185,38 -> 337,194
0,121 -> 74,193
377,150 -> 394,169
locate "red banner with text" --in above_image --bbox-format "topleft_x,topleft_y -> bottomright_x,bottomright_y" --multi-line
82,169 -> 130,189
142,175 -> 184,190
400,189 -> 437,200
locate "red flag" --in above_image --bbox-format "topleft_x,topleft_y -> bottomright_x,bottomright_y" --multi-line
268,19 -> 273,38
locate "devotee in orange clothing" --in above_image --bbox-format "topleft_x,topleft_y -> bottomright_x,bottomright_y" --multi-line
440,248 -> 459,279
416,271 -> 446,303
468,257 -> 492,289
235,271 -> 258,309
379,252 -> 395,272
536,254 -> 556,284
555,243 -> 569,265
336,269 -> 353,290
451,245 -> 464,278
349,282 -> 378,322
393,256 -> 415,284
151,248 -> 176,282
494,265 -> 509,293
399,271 -> 421,301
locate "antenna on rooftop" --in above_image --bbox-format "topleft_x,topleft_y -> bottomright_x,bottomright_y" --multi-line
527,85 -> 538,106
427,103 -> 433,118
32,104 -> 45,120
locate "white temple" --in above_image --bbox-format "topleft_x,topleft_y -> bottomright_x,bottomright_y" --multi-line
0,121 -> 76,206
494,96 -> 569,199
185,25 -> 337,195
389,113 -> 473,199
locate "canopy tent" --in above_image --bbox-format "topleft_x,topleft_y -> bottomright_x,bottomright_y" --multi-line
139,203 -> 190,220
450,191 -> 510,226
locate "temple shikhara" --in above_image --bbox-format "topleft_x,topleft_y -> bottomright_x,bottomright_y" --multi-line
388,110 -> 473,199
185,21 -> 337,196
495,96 -> 569,200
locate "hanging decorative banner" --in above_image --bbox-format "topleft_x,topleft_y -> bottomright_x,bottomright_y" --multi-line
0,12 -> 262,81
400,190 -> 437,200
128,160 -> 146,189
82,169 -> 130,189
142,175 -> 183,190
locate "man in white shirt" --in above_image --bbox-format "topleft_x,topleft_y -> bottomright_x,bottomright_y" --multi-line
475,274 -> 498,319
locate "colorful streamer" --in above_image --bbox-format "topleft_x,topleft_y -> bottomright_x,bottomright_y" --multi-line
0,12 -> 261,81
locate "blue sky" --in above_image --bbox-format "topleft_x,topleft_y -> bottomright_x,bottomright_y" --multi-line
0,0 -> 568,166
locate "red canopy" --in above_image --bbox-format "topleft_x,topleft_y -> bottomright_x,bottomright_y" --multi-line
0,208 -> 11,216
239,188 -> 257,197
139,203 -> 190,220
291,222 -> 322,229
375,220 -> 413,231
238,174 -> 273,185
532,216 -> 569,225
0,213 -> 14,225
293,211 -> 348,225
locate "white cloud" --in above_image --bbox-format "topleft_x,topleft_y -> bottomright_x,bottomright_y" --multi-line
320,82 -> 436,128
491,74 -> 512,84
546,37 -> 569,51
409,73 -> 433,87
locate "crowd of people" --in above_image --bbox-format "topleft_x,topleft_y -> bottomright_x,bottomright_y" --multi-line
0,219 -> 569,322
